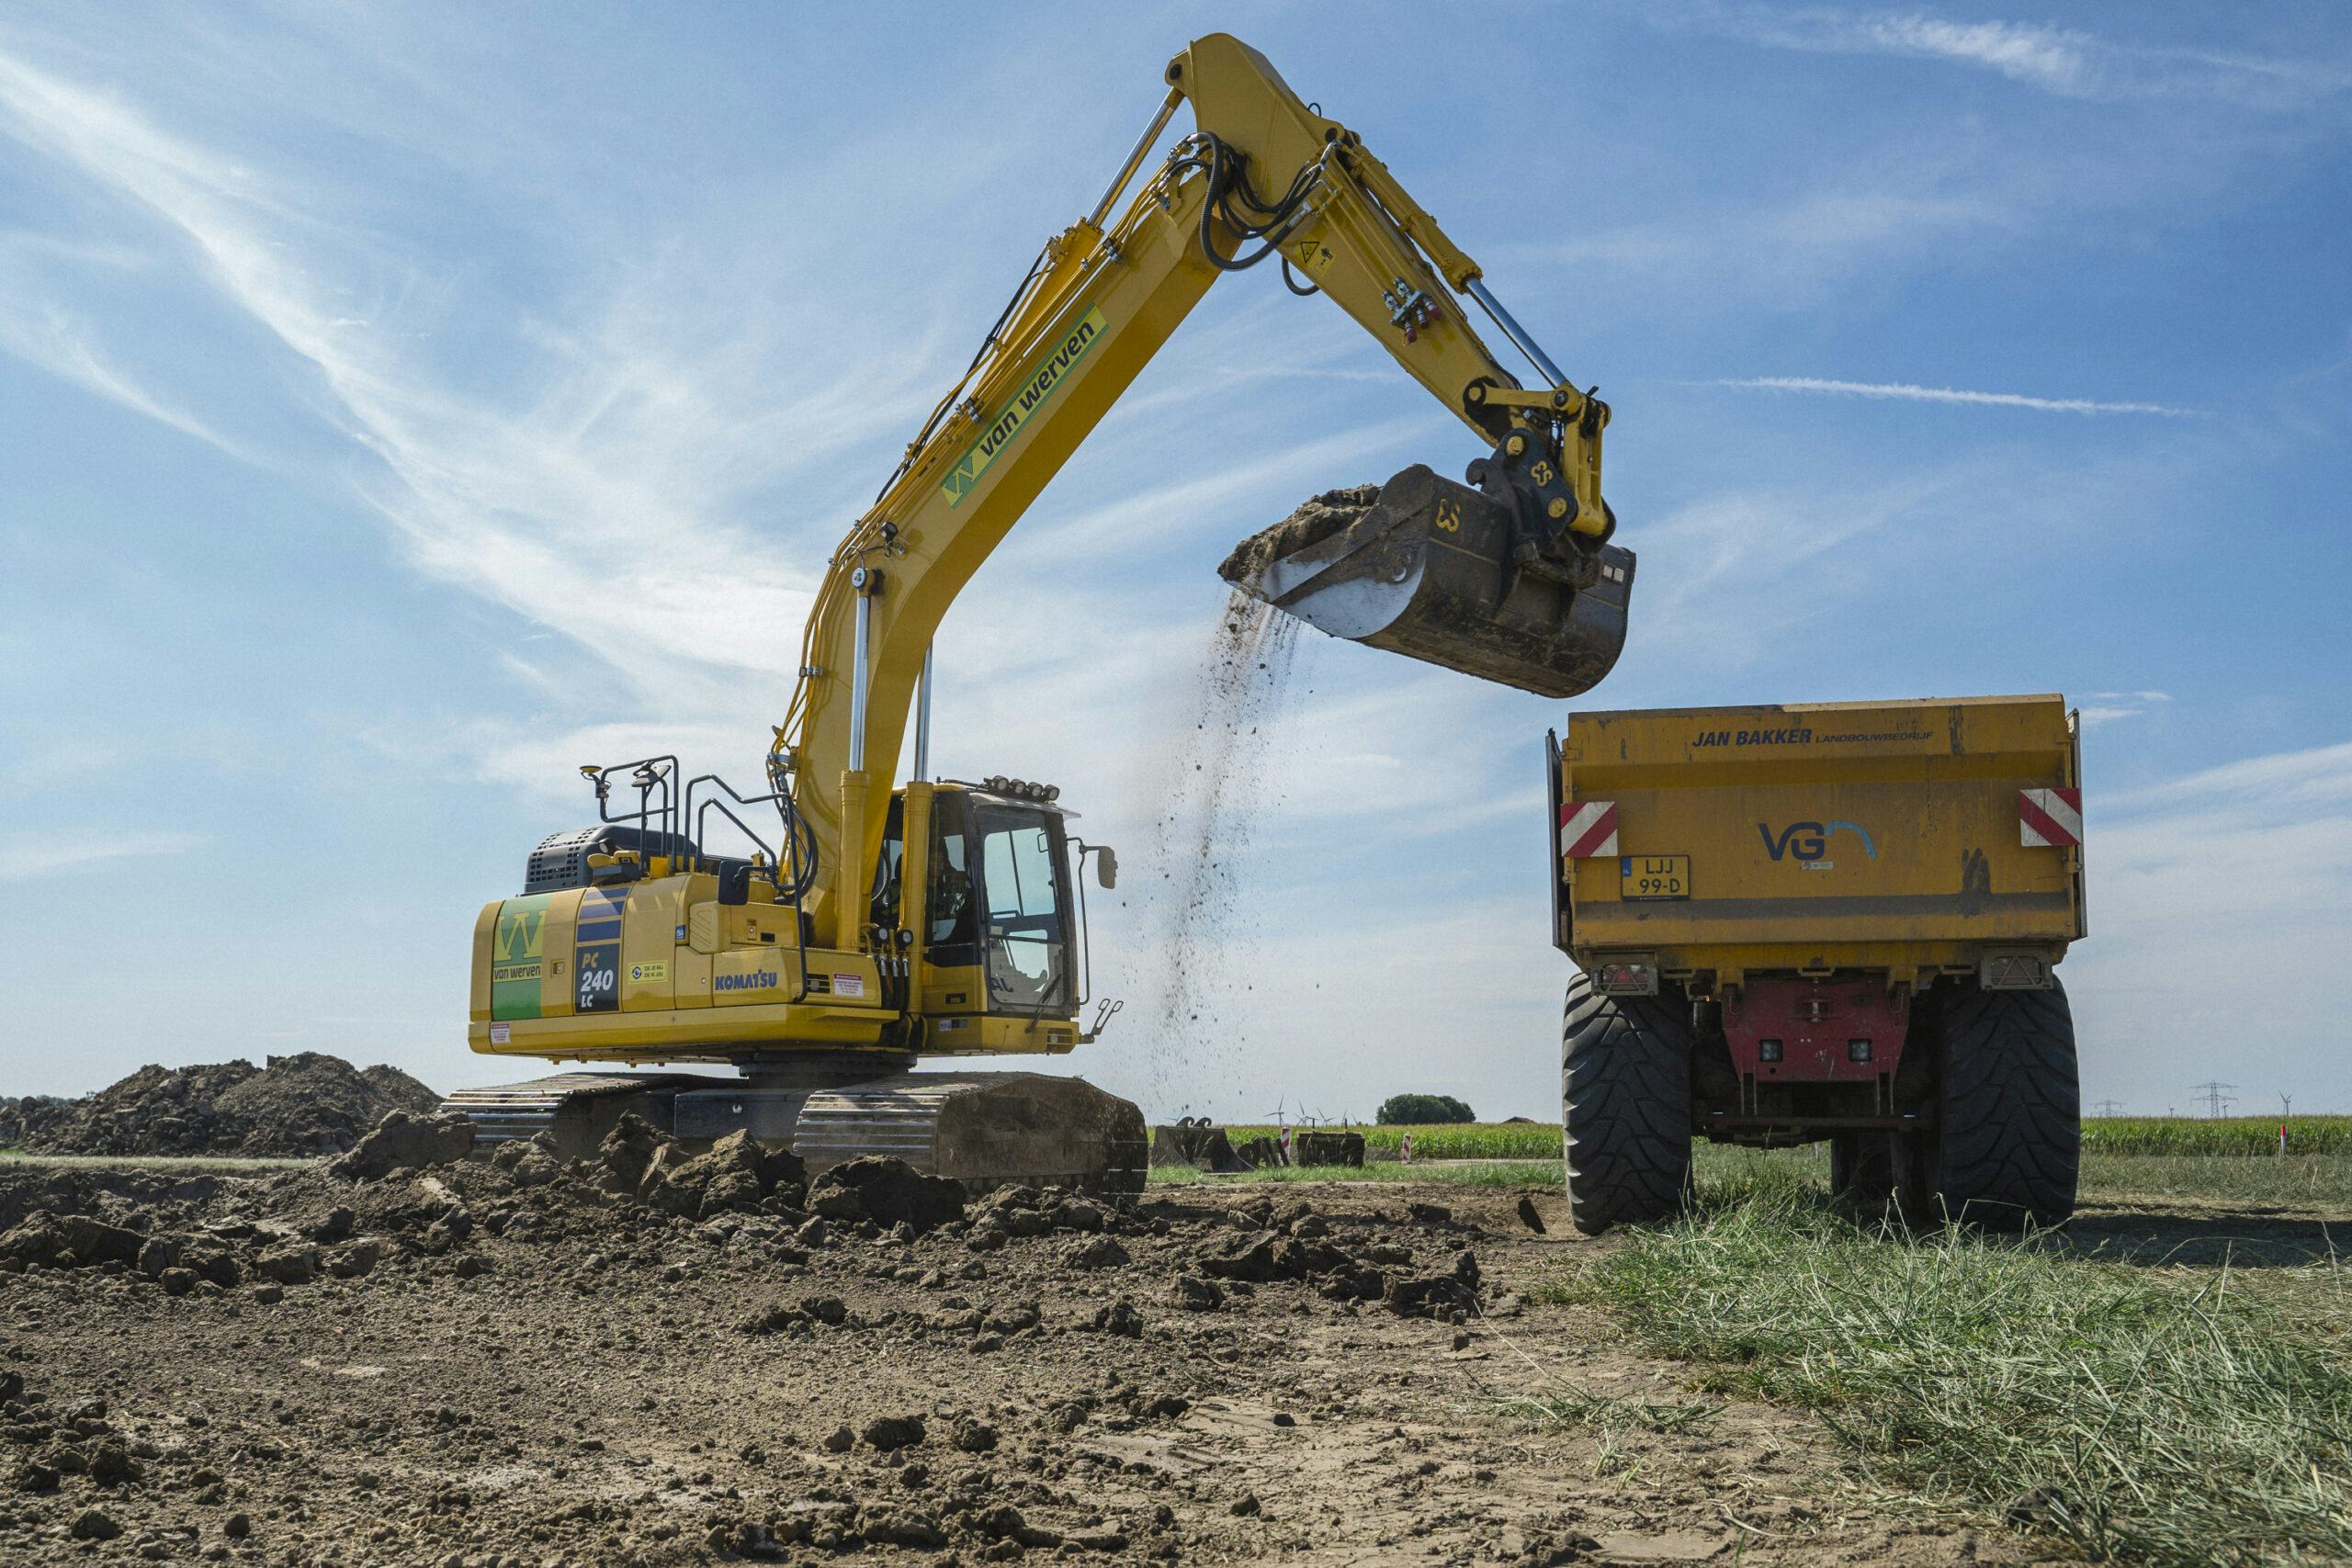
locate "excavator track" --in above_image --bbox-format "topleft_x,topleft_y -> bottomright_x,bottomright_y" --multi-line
440,1069 -> 1147,1194
793,1073 -> 1148,1196
439,1072 -> 734,1156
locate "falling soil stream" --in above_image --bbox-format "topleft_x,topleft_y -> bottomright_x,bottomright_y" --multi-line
1132,589 -> 1302,1116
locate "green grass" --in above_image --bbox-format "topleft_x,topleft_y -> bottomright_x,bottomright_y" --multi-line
1148,1158 -> 1561,1189
2082,1151 -> 2352,1205
1221,1122 -> 1562,1160
1542,1179 -> 2352,1564
0,1148 -> 311,1173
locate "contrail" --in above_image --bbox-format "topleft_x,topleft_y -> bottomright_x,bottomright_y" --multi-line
1713,376 -> 2201,418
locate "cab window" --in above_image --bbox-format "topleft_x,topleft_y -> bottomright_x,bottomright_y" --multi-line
971,803 -> 1070,1013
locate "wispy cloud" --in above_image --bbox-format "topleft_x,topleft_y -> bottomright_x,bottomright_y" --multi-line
0,297 -> 250,455
1656,5 -> 2351,109
0,46 -> 933,710
0,830 -> 209,880
1498,179 -> 2019,314
2077,690 -> 2173,729
2108,738 -> 2352,815
1711,376 -> 2201,418
2065,738 -> 2352,1108
1628,465 -> 1972,658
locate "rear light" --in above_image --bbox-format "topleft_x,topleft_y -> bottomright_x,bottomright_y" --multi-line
1594,958 -> 1659,997
1758,1039 -> 1782,1063
1848,1038 -> 1872,1063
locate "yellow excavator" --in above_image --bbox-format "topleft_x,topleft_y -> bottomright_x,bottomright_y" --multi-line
452,34 -> 1633,1190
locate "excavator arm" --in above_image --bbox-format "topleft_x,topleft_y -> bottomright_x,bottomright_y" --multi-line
773,33 -> 1626,948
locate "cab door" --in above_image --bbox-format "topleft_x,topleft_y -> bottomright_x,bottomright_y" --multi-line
970,800 -> 1076,1018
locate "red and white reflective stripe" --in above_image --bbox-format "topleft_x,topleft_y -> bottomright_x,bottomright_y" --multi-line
1559,799 -> 1620,859
2019,787 -> 2084,848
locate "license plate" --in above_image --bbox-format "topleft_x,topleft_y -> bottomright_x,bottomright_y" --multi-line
1620,855 -> 1690,900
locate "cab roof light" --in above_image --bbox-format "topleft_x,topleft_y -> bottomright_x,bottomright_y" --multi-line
979,774 -> 1060,803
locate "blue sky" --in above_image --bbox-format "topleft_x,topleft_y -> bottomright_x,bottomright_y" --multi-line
1,3 -> 2346,1121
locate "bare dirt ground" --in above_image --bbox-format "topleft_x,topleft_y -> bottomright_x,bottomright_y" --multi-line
0,1151 -> 2049,1567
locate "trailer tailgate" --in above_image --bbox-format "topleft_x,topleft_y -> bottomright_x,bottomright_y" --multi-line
1554,695 -> 2085,974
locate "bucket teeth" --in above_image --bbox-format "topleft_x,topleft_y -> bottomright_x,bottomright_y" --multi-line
1224,466 -> 1634,699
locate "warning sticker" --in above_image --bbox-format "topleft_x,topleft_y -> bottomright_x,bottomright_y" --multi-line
488,1022 -> 510,1045
831,973 -> 866,999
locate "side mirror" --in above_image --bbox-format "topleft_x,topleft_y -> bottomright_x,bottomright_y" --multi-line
1095,847 -> 1118,891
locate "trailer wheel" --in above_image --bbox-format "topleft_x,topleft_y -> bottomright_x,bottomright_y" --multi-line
1914,980 -> 2079,1228
1829,1132 -> 1896,1207
1561,971 -> 1693,1235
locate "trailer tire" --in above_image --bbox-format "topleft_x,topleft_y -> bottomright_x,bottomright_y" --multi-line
1561,971 -> 1693,1235
1915,981 -> 2079,1228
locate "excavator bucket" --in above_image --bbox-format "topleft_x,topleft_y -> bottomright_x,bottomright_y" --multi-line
1218,465 -> 1634,699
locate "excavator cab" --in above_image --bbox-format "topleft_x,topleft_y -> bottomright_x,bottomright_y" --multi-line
872,780 -> 1100,1040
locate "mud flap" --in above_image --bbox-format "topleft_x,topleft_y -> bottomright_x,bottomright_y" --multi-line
1225,465 -> 1634,699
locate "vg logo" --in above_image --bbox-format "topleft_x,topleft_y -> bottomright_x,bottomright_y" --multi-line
1758,820 -> 1877,863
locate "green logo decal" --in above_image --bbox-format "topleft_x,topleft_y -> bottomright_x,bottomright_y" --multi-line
940,306 -> 1107,506
491,894 -> 555,1021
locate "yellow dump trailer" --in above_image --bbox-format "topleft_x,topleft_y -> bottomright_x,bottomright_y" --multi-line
1544,695 -> 2086,1233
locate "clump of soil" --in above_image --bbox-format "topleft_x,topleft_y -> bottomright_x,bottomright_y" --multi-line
1216,484 -> 1379,587
7,1054 -> 441,1158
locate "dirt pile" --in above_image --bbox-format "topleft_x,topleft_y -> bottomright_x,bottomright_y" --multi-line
6,1054 -> 440,1158
1216,483 -> 1379,586
1149,1123 -> 1364,1171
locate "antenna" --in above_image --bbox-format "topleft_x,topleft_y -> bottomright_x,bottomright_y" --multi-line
2189,1080 -> 2238,1119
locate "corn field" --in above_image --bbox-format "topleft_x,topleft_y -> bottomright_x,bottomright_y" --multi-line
1220,1117 -> 2352,1161
2081,1116 -> 2352,1156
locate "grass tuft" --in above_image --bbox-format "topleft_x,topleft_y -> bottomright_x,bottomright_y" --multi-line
1551,1182 -> 2352,1564
1147,1158 -> 1563,1189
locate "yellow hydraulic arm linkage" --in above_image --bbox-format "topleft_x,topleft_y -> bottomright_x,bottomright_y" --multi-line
776,32 -> 1629,951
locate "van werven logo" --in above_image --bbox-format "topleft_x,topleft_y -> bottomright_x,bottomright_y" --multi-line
938,306 -> 1107,506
